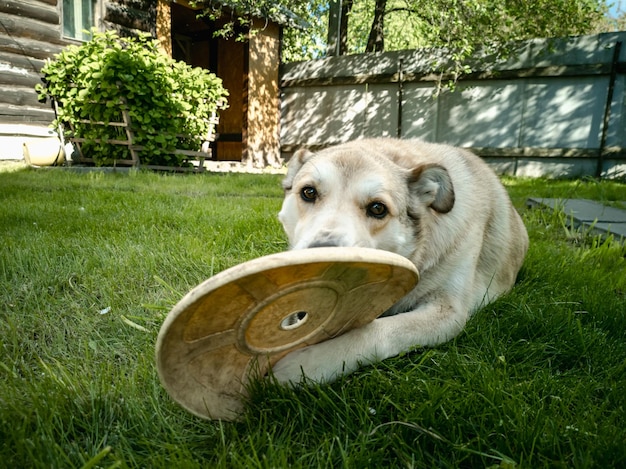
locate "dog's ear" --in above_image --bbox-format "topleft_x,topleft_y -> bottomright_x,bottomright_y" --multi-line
282,148 -> 314,190
408,164 -> 455,213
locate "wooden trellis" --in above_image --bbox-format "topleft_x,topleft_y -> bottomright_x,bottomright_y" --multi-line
54,97 -> 219,171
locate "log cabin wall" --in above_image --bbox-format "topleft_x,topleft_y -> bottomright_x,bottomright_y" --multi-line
0,0 -> 67,126
0,0 -> 156,160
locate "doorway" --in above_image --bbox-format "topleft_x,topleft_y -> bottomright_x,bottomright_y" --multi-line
170,2 -> 246,161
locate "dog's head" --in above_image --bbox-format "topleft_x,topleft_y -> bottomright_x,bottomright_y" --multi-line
278,140 -> 455,259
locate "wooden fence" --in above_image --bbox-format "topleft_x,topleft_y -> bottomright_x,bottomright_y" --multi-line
280,32 -> 626,178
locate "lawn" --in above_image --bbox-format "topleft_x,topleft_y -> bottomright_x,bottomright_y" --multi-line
1,167 -> 625,468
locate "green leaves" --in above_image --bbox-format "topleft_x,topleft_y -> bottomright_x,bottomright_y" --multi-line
239,0 -> 606,63
37,29 -> 229,167
76,89 -> 90,100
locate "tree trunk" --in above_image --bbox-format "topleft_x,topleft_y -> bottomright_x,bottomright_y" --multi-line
339,0 -> 353,55
366,0 -> 386,53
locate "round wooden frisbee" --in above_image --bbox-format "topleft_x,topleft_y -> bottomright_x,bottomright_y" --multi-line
155,247 -> 419,421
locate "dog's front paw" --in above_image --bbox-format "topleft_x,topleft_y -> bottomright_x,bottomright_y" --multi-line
271,343 -> 348,385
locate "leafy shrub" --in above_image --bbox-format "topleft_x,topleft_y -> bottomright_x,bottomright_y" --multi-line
36,30 -> 228,167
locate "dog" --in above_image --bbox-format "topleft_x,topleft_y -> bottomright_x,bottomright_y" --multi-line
272,138 -> 528,384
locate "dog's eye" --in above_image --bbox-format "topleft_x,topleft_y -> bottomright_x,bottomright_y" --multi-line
367,202 -> 388,219
300,186 -> 317,202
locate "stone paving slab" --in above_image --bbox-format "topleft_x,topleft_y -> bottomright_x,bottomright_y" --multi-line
527,198 -> 626,240
526,197 -> 626,240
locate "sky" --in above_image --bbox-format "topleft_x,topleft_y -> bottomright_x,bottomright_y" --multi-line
608,0 -> 625,17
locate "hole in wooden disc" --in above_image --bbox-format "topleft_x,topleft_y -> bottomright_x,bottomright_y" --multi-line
280,311 -> 308,330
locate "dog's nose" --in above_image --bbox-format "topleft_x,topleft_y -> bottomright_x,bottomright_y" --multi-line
307,239 -> 340,248
307,233 -> 343,248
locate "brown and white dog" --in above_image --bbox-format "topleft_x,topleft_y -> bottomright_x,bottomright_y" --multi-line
272,138 -> 528,384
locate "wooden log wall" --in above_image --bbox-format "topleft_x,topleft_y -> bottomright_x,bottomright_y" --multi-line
0,0 -> 64,124
0,0 -> 156,126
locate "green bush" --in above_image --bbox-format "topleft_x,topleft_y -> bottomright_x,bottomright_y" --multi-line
36,30 -> 228,167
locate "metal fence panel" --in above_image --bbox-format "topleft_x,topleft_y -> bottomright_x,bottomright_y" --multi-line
280,32 -> 626,178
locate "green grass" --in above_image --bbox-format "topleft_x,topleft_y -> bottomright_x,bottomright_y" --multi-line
1,168 -> 625,468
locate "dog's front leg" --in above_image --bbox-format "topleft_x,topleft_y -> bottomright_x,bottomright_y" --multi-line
270,323 -> 381,384
271,302 -> 468,385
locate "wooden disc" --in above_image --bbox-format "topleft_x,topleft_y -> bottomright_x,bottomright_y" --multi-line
155,247 -> 419,420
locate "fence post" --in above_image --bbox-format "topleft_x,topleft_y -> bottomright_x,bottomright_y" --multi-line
326,0 -> 343,57
397,58 -> 403,138
597,41 -> 622,178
